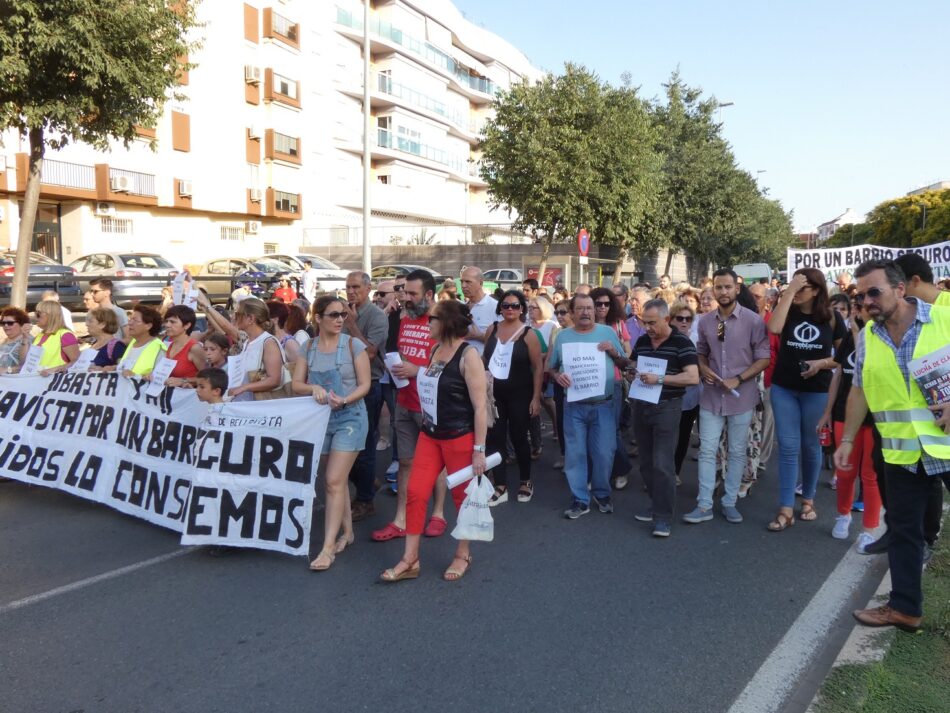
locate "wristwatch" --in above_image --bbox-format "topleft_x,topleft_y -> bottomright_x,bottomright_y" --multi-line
657,375 -> 665,385
473,444 -> 486,453
736,374 -> 745,385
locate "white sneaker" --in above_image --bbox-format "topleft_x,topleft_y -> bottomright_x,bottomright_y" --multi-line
613,474 -> 629,490
832,514 -> 852,539
855,532 -> 876,553
385,460 -> 399,476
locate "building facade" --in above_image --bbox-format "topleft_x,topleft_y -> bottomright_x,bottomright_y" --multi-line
0,0 -> 540,272
816,207 -> 863,243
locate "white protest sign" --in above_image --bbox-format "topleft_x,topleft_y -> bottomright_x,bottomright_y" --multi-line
19,345 -> 43,375
384,351 -> 410,388
416,368 -> 439,424
787,239 -> 950,284
184,288 -> 200,310
118,345 -> 142,374
628,356 -> 667,404
146,356 -> 177,396
562,342 -> 606,402
488,340 -> 513,380
69,348 -> 98,373
227,351 -> 246,390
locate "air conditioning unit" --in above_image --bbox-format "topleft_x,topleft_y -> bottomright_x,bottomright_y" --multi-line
244,65 -> 261,85
245,220 -> 260,234
249,188 -> 263,202
248,124 -> 262,141
178,179 -> 193,197
94,201 -> 116,217
110,175 -> 132,193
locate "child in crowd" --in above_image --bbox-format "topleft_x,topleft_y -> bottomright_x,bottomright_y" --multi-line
195,367 -> 227,405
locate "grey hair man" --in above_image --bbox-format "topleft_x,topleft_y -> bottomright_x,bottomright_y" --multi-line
460,265 -> 497,355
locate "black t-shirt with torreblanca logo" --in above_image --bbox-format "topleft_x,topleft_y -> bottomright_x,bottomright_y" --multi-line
832,331 -> 874,425
772,308 -> 847,393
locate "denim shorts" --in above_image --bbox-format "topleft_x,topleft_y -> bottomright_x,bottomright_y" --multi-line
322,401 -> 368,455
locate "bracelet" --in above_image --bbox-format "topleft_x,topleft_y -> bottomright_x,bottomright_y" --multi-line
736,374 -> 745,385
840,437 -> 854,444
473,444 -> 486,453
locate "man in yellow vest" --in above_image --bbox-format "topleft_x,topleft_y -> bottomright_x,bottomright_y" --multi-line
835,259 -> 950,632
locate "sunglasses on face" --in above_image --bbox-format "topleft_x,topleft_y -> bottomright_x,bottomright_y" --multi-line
322,311 -> 347,320
555,310 -> 569,316
427,314 -> 440,323
501,303 -> 522,310
717,320 -> 726,341
375,291 -> 390,297
853,287 -> 885,304
674,315 -> 693,323
1,320 -> 18,326
394,285 -> 405,291
595,301 -> 611,307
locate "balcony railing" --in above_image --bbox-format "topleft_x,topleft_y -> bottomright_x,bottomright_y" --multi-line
271,11 -> 298,41
336,6 -> 496,96
375,73 -> 469,132
376,128 -> 467,175
109,167 -> 156,196
40,159 -> 95,190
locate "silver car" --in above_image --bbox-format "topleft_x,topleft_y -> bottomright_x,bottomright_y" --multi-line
482,268 -> 524,291
69,252 -> 178,306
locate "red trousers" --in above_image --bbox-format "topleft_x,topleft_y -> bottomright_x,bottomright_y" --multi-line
833,421 -> 882,528
406,431 -> 474,535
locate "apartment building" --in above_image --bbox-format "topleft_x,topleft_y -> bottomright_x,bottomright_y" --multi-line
0,0 -> 539,271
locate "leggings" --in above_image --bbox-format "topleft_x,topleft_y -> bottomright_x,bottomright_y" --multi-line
554,383 -> 566,456
833,422 -> 881,528
675,405 -> 699,475
488,387 -> 532,488
405,432 -> 474,535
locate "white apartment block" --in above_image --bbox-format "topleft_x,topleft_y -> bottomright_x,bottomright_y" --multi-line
816,207 -> 863,243
0,0 -> 540,271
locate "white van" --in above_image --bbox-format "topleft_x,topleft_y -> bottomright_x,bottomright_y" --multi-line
733,263 -> 772,284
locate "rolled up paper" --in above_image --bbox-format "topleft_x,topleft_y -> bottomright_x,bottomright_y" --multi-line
446,451 -> 502,488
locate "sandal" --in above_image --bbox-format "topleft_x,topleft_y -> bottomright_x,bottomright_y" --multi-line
531,448 -> 542,461
767,511 -> 795,532
380,558 -> 420,583
371,522 -> 406,542
424,516 -> 447,537
517,481 -> 533,503
443,554 -> 472,582
334,533 -> 355,554
309,549 -> 336,571
800,501 -> 818,521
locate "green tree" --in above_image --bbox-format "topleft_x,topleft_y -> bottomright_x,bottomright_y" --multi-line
0,0 -> 200,307
823,222 -> 874,248
865,189 -> 950,247
480,64 -> 608,283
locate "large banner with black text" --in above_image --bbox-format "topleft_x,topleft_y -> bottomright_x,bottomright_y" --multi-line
787,239 -> 950,284
0,373 -> 328,556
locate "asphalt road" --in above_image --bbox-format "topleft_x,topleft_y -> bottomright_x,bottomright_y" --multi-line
1,431 -> 881,713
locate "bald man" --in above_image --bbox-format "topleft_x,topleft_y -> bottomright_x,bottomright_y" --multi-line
460,265 -> 498,355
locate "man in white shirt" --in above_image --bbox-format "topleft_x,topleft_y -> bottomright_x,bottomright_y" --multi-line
460,265 -> 497,355
300,260 -> 318,302
40,290 -> 74,329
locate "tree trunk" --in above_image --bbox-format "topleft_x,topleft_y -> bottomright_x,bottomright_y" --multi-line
537,235 -> 552,287
612,246 -> 628,283
663,248 -> 675,279
12,127 -> 45,309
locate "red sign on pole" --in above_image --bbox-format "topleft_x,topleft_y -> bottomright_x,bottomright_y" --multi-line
577,229 -> 590,257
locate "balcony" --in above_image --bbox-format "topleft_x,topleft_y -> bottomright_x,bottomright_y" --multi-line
374,73 -> 473,136
108,167 -> 156,197
267,187 -> 302,220
376,128 -> 469,176
264,68 -> 301,109
41,159 -> 96,190
265,129 -> 302,165
263,8 -> 300,49
335,6 -> 496,100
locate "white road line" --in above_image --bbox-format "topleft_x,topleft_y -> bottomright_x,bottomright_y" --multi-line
0,548 -> 194,616
727,545 -> 882,713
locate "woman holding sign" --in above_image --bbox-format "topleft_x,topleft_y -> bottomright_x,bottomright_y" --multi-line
483,290 -> 543,505
33,300 -> 80,373
293,295 -> 371,572
0,307 -> 32,373
381,299 -> 488,583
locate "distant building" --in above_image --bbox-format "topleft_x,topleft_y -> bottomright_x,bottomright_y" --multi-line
906,181 -> 950,196
816,208 -> 863,243
796,232 -> 819,249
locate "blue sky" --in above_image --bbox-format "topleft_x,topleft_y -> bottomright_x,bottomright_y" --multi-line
453,0 -> 949,233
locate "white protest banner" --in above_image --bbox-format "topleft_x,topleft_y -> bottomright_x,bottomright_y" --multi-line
0,373 -> 328,556
787,239 -> 950,284
20,345 -> 43,375
384,352 -> 409,388
562,342 -> 606,402
628,356 -> 667,404
146,356 -> 177,396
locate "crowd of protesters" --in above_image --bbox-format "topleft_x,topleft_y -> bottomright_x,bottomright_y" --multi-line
2,255 -> 949,632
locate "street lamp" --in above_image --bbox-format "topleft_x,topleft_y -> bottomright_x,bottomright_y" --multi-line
717,101 -> 734,123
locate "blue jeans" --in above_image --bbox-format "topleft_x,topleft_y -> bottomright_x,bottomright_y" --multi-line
563,398 -> 616,505
771,384 -> 826,508
697,408 -> 754,509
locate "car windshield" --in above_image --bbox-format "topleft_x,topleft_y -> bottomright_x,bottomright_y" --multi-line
296,256 -> 338,270
120,255 -> 175,269
252,261 -> 292,272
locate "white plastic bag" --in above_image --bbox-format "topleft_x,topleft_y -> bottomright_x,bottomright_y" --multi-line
451,475 -> 495,541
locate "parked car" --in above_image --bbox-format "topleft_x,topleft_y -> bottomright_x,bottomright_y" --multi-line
0,251 -> 82,308
482,268 -> 524,292
69,252 -> 179,306
194,257 -> 297,305
267,253 -> 349,294
371,264 -> 449,285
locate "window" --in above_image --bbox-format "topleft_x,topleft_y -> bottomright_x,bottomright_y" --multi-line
220,226 -> 245,242
274,190 -> 299,214
100,217 -> 133,235
271,11 -> 297,41
207,260 -> 228,274
273,73 -> 297,99
273,132 -> 298,156
263,243 -> 278,255
377,175 -> 390,185
120,255 -> 175,269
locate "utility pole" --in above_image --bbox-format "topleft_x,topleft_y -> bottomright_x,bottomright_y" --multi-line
361,0 -> 372,273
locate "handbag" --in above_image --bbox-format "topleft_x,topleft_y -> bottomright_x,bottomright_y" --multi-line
247,334 -> 293,400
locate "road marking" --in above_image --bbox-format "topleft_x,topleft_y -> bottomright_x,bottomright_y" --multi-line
0,548 -> 194,616
727,544 -> 882,713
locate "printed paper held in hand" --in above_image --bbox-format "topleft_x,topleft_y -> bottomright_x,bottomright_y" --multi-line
69,348 -> 98,373
562,342 -> 606,402
227,352 -> 247,390
19,346 -> 44,375
146,356 -> 177,396
171,270 -> 190,305
384,352 -> 410,388
909,343 -> 950,415
628,356 -> 668,404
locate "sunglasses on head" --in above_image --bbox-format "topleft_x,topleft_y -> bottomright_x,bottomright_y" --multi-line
501,302 -> 522,310
853,287 -> 885,304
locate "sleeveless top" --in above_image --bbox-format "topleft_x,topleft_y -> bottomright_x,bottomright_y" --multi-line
483,324 -> 533,393
420,344 -> 475,439
167,338 -> 200,378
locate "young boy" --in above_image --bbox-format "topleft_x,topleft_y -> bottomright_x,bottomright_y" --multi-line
195,367 -> 227,404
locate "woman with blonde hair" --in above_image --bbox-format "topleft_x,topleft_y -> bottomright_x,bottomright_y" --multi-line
33,299 -> 80,373
228,298 -> 287,401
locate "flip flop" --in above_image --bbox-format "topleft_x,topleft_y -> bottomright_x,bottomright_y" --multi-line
424,516 -> 447,537
371,523 -> 406,542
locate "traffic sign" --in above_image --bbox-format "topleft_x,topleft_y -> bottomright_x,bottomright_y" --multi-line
577,229 -> 590,257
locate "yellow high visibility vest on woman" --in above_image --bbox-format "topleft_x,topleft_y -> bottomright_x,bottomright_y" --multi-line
862,306 -> 950,464
33,328 -> 69,368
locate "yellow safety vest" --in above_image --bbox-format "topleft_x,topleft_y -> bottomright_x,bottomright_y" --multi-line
936,290 -> 950,307
127,338 -> 167,376
862,307 -> 950,464
33,328 -> 70,368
